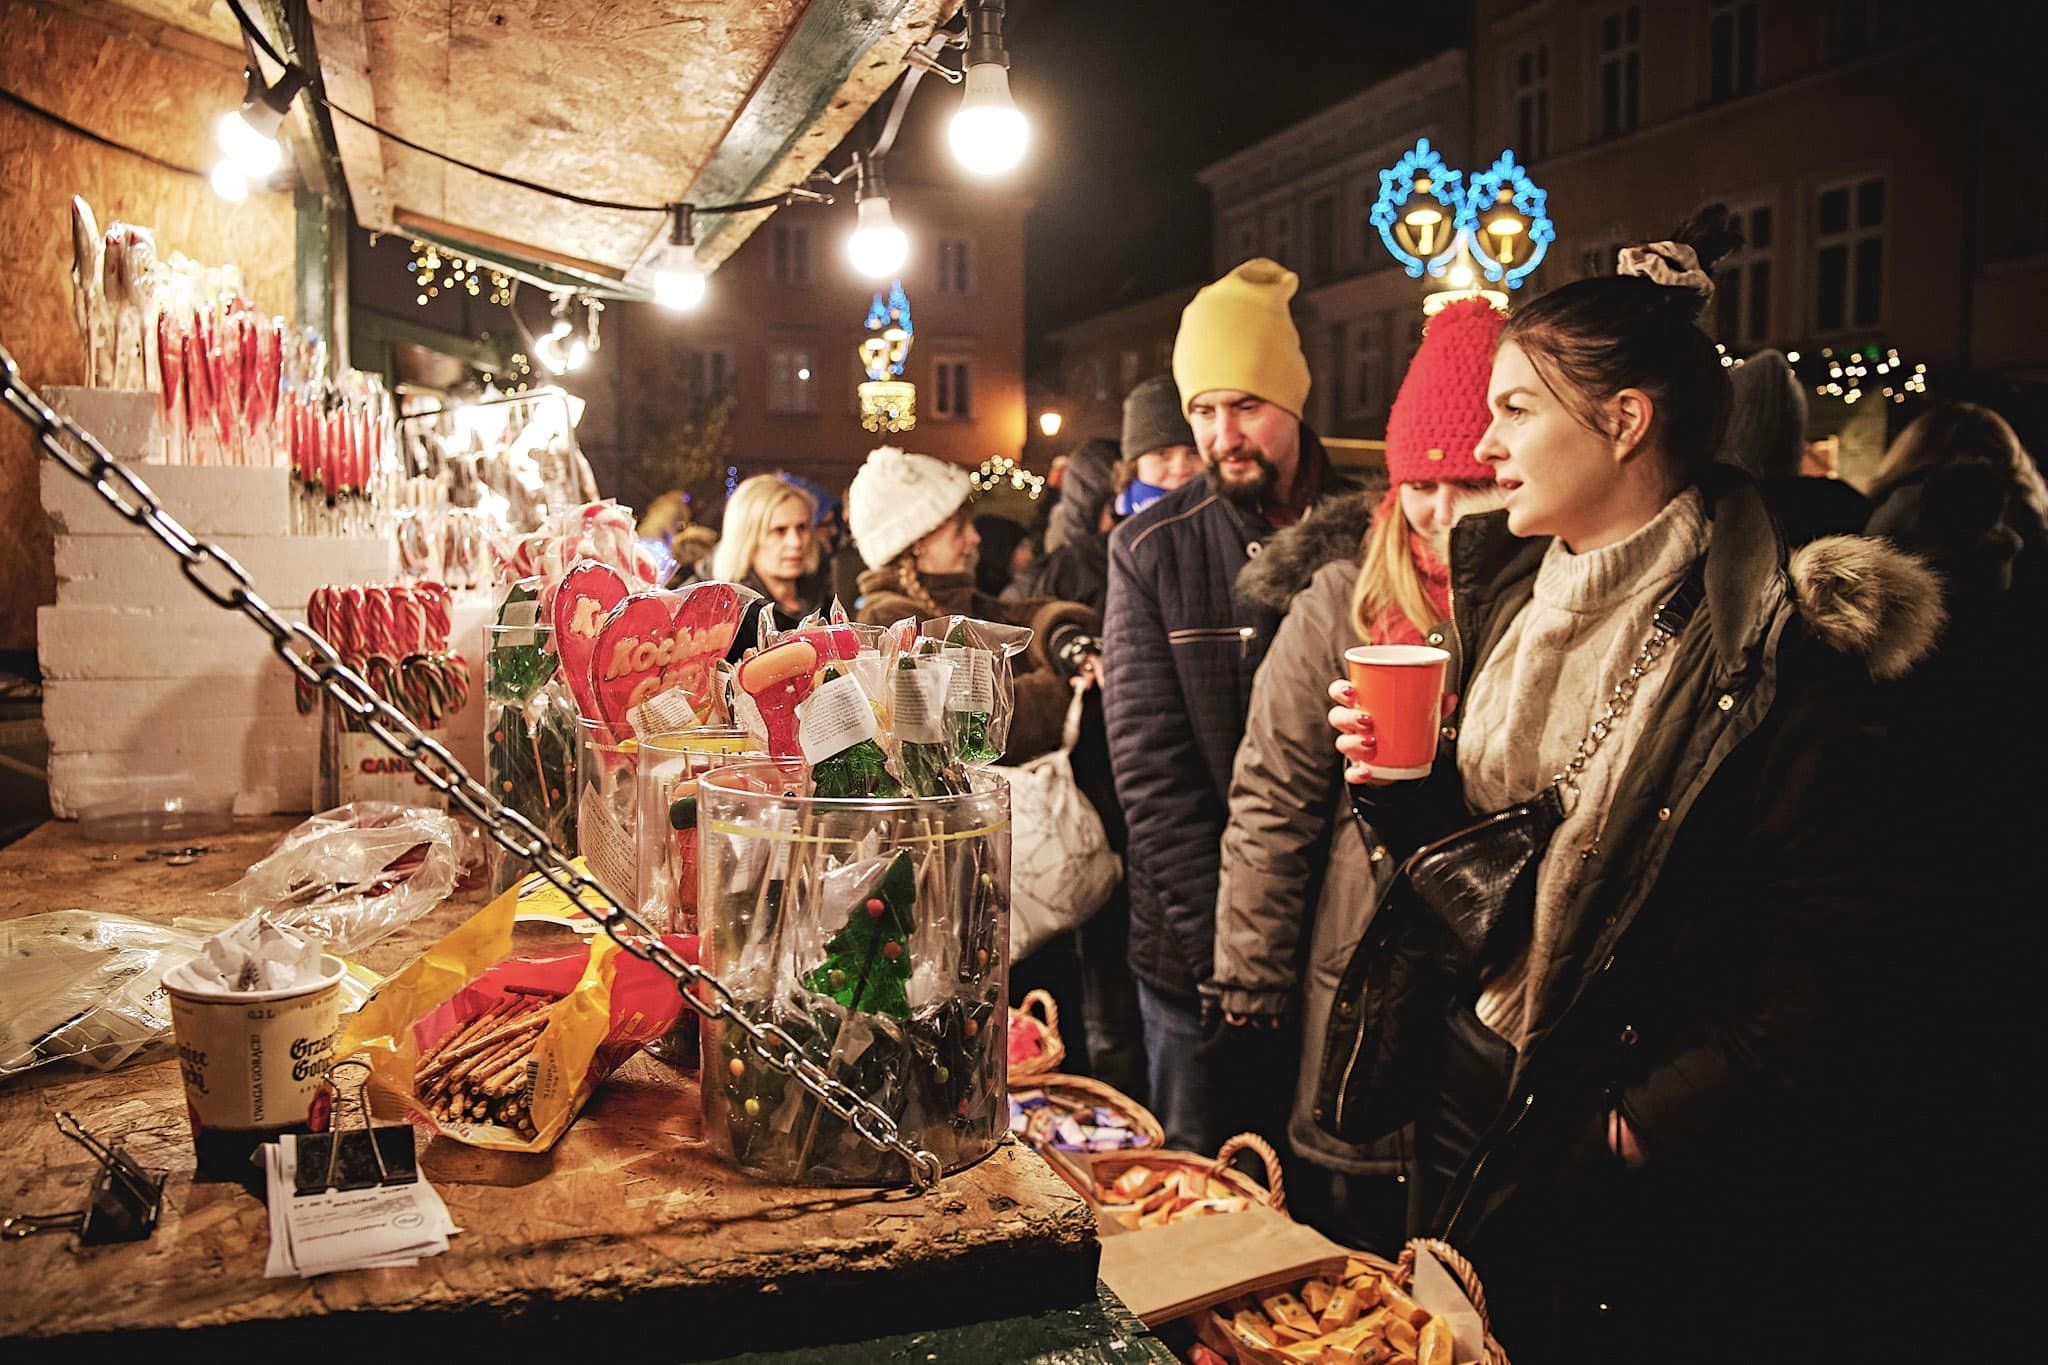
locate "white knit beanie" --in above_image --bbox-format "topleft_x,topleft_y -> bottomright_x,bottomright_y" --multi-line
847,445 -> 973,569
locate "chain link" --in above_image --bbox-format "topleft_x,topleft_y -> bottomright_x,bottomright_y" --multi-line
1550,616 -> 1679,800
1,349 -> 944,1193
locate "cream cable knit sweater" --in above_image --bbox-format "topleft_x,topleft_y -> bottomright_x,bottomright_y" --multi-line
1460,489 -> 1710,1047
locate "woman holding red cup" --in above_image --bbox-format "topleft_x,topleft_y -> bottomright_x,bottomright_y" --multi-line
1319,210 -> 1945,1362
1205,297 -> 1507,1244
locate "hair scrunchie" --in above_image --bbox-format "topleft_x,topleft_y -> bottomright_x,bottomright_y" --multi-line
1615,241 -> 1716,299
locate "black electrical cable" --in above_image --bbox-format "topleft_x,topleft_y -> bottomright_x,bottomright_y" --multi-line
224,0 -> 818,219
0,85 -> 205,179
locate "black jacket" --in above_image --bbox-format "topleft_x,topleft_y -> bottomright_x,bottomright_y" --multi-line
1316,471 -> 1945,1362
1102,431 -> 1355,1002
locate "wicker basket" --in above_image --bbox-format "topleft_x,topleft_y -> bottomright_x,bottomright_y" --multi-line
1393,1237 -> 1512,1365
1078,1132 -> 1287,1225
1011,1072 -> 1164,1152
1006,988 -> 1066,1081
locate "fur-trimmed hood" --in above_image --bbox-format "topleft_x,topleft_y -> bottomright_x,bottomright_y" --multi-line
1789,534 -> 1945,680
1237,488 -> 1377,610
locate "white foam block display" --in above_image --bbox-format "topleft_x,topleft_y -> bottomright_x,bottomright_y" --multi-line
52,535 -> 394,608
41,452 -> 290,538
40,387 -> 161,465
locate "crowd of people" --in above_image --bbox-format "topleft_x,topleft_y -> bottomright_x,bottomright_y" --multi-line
650,203 -> 2040,1361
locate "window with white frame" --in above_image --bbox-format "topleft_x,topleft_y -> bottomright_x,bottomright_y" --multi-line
1814,175 -> 1885,334
936,238 -> 975,295
1714,203 -> 1774,347
1343,317 -> 1384,420
1119,348 -> 1143,393
1709,0 -> 1760,100
933,357 -> 974,420
770,225 -> 810,286
766,346 -> 817,415
681,347 -> 734,406
1511,44 -> 1551,159
1595,6 -> 1642,138
1393,311 -> 1424,387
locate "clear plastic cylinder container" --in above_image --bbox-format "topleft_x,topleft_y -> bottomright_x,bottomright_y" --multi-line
575,718 -> 639,904
696,760 -> 1010,1185
634,727 -> 763,1064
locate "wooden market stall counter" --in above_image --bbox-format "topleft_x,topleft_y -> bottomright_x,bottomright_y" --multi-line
0,818 -> 1115,1359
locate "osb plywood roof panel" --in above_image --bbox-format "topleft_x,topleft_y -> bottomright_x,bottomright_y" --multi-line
315,0 -> 949,280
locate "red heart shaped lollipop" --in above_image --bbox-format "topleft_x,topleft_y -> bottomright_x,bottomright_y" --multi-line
591,582 -> 751,737
550,560 -> 630,726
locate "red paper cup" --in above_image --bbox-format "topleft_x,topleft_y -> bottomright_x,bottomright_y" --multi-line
1344,644 -> 1451,780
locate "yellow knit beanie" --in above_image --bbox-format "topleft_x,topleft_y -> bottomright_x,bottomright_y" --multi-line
1171,258 -> 1311,419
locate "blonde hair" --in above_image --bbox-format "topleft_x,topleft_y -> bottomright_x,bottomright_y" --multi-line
1871,403 -> 2048,523
1349,484 -> 1508,640
714,476 -> 818,584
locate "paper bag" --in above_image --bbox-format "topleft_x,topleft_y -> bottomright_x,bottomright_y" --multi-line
1097,1204 -> 1351,1326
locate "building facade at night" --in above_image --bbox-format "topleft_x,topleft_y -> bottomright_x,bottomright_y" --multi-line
1470,0 -> 2044,477
1039,51 -> 1473,450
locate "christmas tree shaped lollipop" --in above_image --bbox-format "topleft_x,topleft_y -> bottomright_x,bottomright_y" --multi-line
801,852 -> 917,1019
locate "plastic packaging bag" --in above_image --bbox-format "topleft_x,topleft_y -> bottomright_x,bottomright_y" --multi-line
915,615 -> 1032,767
0,909 -> 373,1079
339,879 -> 695,1152
222,801 -> 478,955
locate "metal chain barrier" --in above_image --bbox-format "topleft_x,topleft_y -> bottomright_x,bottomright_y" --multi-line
1,348 -> 943,1191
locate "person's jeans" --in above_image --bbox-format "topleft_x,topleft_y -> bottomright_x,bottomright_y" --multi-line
1135,979 -> 1215,1153
1078,892 -> 1147,1104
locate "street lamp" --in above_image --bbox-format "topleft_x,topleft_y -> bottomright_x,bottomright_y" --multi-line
1038,411 -> 1062,438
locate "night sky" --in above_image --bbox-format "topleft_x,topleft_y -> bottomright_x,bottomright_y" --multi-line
1008,1 -> 1471,368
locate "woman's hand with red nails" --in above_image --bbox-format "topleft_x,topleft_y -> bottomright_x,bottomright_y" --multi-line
1328,679 -> 1458,785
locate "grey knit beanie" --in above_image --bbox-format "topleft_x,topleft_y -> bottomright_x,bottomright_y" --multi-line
1121,375 -> 1196,461
1717,349 -> 1808,480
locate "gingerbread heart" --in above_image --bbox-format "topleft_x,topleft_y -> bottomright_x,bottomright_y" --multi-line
591,581 -> 753,738
550,560 -> 631,727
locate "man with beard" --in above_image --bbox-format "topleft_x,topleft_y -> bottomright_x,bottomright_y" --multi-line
1101,258 -> 1357,1150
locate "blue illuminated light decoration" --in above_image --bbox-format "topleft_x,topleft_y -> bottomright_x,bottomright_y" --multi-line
862,280 -> 915,380
1370,141 -> 1556,298
725,465 -> 739,498
1464,150 -> 1554,289
1370,138 -> 1466,280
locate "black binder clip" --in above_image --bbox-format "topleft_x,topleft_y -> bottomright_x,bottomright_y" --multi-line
293,1058 -> 418,1195
2,1111 -> 165,1247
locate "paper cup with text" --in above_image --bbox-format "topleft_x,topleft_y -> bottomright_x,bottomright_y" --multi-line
164,953 -> 345,1179
1344,644 -> 1452,780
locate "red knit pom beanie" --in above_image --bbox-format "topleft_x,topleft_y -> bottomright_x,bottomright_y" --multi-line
1383,298 -> 1504,486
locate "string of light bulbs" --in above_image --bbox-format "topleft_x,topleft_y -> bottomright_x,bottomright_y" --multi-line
215,0 -> 1031,314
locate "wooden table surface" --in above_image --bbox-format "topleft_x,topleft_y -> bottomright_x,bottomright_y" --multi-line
0,818 -> 1102,1357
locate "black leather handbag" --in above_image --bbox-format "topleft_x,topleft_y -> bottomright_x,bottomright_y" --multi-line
1313,564 -> 1706,1148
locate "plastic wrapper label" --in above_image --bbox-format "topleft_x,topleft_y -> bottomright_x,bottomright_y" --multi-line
340,731 -> 452,807
943,648 -> 996,713
891,660 -> 951,743
798,672 -> 881,766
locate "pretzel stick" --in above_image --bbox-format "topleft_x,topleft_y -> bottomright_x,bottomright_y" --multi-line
417,997 -> 516,1071
416,1011 -> 550,1084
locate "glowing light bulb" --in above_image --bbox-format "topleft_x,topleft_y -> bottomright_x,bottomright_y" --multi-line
1039,411 -> 1063,438
652,238 -> 707,311
210,161 -> 251,202
1447,259 -> 1475,289
847,196 -> 909,279
949,63 -> 1028,177
216,106 -> 284,177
